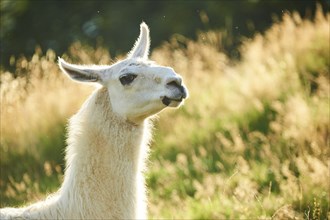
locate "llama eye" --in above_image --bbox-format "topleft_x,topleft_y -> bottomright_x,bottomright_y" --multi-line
119,74 -> 137,85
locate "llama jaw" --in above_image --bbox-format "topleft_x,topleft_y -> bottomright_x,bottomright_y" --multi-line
162,96 -> 182,106
161,93 -> 187,107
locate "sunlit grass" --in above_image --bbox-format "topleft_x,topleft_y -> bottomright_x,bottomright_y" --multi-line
1,7 -> 329,219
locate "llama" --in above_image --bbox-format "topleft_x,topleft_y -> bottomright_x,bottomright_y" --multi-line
0,22 -> 188,219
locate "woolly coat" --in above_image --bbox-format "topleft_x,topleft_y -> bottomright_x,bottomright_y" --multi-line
0,87 -> 150,219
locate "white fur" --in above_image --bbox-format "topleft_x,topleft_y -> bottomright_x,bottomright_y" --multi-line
0,22 -> 188,219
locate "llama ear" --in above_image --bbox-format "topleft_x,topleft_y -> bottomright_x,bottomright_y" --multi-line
58,58 -> 102,83
127,22 -> 150,59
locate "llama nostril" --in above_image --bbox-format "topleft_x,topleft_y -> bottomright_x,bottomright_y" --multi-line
166,78 -> 187,97
167,80 -> 180,88
166,77 -> 187,99
166,76 -> 182,87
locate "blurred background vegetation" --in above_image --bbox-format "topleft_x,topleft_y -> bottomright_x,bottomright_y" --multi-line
1,0 -> 329,219
1,0 -> 329,70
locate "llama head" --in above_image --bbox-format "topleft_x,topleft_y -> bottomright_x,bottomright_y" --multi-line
59,22 -> 188,124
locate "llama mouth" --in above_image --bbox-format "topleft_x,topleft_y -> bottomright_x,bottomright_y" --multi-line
162,96 -> 183,106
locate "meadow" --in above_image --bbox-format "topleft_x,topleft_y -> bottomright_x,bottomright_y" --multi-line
1,8 -> 329,219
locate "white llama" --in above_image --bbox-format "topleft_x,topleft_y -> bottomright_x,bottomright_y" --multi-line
0,22 -> 188,219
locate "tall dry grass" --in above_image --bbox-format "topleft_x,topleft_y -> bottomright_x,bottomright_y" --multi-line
146,7 -> 329,219
1,7 -> 329,219
1,44 -> 112,154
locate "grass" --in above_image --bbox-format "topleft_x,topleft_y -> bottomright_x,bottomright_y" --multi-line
1,7 -> 329,219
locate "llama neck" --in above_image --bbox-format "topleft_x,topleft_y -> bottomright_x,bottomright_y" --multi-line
60,87 -> 150,218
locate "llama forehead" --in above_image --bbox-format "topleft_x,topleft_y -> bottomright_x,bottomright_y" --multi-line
115,59 -> 176,78
128,60 -> 153,67
124,59 -> 154,69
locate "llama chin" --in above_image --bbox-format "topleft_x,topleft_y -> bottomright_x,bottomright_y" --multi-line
0,22 -> 188,219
